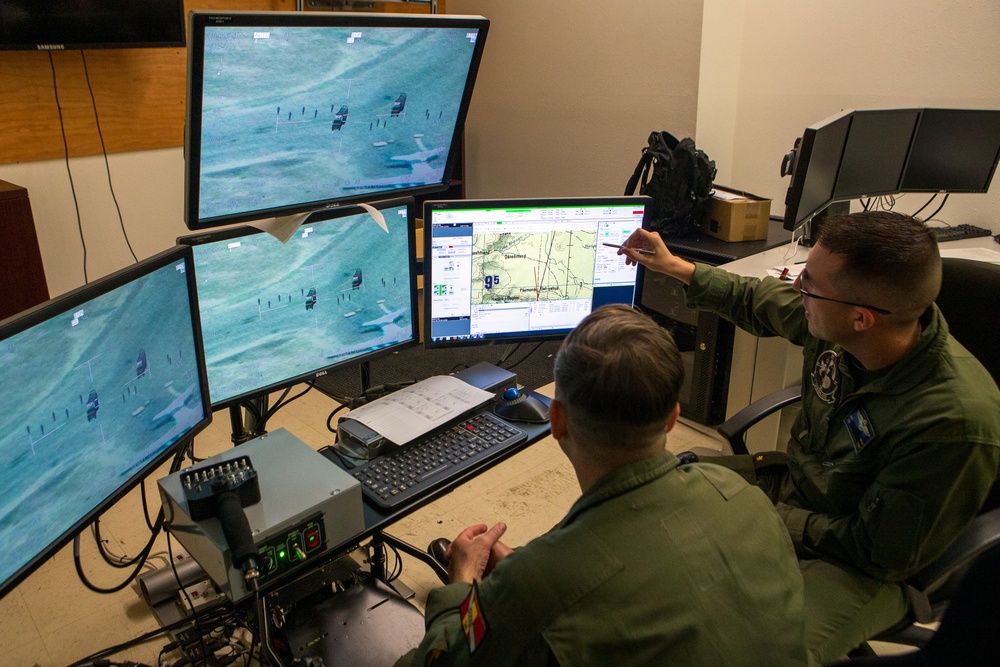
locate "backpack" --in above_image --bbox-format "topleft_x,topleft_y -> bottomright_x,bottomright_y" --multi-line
625,131 -> 717,238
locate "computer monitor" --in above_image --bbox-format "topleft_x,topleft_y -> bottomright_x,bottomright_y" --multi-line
901,108 -> 1000,193
183,10 -> 489,231
781,109 -> 853,231
179,198 -> 419,409
833,108 -> 920,199
0,246 -> 211,601
423,196 -> 649,348
0,0 -> 185,50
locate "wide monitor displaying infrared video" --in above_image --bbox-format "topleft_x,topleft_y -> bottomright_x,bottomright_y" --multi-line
424,196 -> 650,348
0,247 -> 211,601
179,198 -> 419,409
184,10 -> 489,230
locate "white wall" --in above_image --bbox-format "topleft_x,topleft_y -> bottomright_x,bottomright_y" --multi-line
698,0 -> 1000,229
448,0 -> 704,199
0,148 -> 187,298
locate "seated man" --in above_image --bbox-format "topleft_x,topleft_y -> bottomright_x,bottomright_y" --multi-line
397,305 -> 810,667
619,211 -> 1000,663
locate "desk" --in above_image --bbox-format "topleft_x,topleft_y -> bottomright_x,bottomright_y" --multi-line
719,235 -> 1000,453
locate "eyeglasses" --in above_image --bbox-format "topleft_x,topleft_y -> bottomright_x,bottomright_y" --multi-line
795,287 -> 892,315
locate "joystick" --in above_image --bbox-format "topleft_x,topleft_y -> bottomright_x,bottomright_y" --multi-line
493,387 -> 550,424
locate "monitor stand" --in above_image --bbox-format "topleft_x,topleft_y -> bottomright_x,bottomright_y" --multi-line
801,201 -> 851,247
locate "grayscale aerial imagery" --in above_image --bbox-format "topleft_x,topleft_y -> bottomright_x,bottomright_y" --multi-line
192,205 -> 414,404
197,25 -> 479,220
0,262 -> 205,588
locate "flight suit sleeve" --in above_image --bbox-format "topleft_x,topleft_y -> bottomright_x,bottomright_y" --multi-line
776,439 -> 1000,581
396,583 -> 474,667
685,264 -> 810,346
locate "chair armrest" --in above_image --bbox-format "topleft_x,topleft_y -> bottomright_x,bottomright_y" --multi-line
716,384 -> 802,456
909,506 -> 1000,594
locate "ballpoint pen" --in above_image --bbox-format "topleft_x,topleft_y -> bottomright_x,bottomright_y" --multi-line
603,242 -> 656,256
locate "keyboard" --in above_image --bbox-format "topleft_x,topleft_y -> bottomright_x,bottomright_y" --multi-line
929,224 -> 993,242
348,411 -> 528,510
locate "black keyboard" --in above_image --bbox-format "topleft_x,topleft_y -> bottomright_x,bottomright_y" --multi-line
349,411 -> 528,510
929,224 -> 993,242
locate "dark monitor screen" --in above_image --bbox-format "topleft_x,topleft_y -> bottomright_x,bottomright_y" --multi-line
782,110 -> 853,231
0,0 -> 185,50
424,197 -> 649,348
184,11 -> 489,230
901,108 -> 1000,193
179,198 -> 419,409
834,109 -> 919,199
0,246 -> 211,601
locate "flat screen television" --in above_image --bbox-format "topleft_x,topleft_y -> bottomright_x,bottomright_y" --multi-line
178,198 -> 420,409
0,0 -> 185,51
0,246 -> 211,601
184,10 -> 489,231
423,196 -> 649,348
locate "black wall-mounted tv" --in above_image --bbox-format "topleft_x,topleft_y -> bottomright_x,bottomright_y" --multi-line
0,1 -> 185,51
184,10 -> 489,231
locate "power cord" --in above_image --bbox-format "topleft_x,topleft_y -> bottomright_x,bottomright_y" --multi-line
48,50 -> 88,284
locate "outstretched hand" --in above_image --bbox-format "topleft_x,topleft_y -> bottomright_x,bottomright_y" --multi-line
618,229 -> 696,284
446,522 -> 512,585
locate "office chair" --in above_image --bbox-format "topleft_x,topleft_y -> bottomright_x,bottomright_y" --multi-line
824,544 -> 1000,666
712,257 -> 1000,655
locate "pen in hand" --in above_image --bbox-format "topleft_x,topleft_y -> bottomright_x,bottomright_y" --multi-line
603,242 -> 656,256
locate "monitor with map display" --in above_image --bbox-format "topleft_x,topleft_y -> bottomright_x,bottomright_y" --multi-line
423,197 -> 649,348
179,198 -> 419,409
184,10 -> 489,230
0,246 -> 211,601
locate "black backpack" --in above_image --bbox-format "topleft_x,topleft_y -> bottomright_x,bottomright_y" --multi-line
625,131 -> 717,238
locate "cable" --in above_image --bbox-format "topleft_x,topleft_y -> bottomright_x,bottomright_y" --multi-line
920,193 -> 950,223
504,342 -> 546,373
912,193 -> 938,218
48,51 -> 88,284
81,50 -> 138,264
166,530 -> 211,667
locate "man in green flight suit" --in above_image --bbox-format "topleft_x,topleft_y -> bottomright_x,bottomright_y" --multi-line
619,210 -> 1000,664
397,305 -> 810,667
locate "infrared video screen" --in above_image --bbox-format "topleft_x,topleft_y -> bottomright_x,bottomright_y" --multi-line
0,248 -> 210,600
184,11 -> 489,230
181,199 -> 419,408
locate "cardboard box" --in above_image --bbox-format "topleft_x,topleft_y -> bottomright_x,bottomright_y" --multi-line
702,185 -> 772,242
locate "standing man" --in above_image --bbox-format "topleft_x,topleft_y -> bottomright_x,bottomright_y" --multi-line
619,211 -> 1000,663
397,305 -> 810,667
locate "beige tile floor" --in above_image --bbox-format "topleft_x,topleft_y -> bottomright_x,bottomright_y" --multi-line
1,381 -> 905,666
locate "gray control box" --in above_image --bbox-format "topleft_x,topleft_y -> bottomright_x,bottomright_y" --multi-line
158,428 -> 363,602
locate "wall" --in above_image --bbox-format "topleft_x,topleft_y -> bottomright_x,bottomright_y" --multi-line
698,0 -> 1000,229
448,0 -> 704,199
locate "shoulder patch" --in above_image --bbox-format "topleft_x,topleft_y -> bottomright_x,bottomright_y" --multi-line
461,581 -> 488,654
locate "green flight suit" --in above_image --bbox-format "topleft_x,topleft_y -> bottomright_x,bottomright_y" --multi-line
397,452 -> 811,667
685,264 -> 1000,662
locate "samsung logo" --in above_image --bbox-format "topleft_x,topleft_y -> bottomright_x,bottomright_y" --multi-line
36,44 -> 65,50
254,31 -> 270,39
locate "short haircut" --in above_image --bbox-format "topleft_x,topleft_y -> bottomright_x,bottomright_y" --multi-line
816,211 -> 942,318
554,305 -> 684,450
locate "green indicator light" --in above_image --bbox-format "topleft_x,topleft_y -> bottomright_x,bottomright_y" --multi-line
278,550 -> 287,559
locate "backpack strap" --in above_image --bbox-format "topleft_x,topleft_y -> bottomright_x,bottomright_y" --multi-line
625,148 -> 653,196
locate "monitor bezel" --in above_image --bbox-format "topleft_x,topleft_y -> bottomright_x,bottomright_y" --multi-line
183,10 -> 489,231
0,0 -> 186,51
422,195 -> 650,350
0,245 -> 212,601
178,197 -> 421,410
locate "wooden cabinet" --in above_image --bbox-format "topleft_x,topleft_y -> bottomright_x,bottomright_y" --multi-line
0,180 -> 49,321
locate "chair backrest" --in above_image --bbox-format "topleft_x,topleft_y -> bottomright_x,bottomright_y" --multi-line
936,257 -> 1000,385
